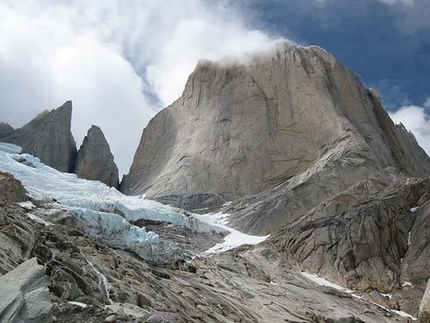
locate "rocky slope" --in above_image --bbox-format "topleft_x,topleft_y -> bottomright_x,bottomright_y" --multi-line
75,125 -> 119,188
121,43 -> 430,236
1,101 -> 77,172
0,168 -> 422,322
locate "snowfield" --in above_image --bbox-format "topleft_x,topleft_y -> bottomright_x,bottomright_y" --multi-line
198,212 -> 269,254
0,142 -> 267,257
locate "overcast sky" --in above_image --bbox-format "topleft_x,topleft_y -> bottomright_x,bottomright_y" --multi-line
0,0 -> 429,175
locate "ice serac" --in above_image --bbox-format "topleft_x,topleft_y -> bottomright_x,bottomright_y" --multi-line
1,101 -> 77,172
121,43 -> 430,233
75,125 -> 119,188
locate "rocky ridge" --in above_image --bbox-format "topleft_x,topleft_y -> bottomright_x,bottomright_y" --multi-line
0,102 -> 119,187
0,101 -> 77,173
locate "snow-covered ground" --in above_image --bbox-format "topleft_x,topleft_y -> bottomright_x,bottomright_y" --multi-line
0,142 -> 268,256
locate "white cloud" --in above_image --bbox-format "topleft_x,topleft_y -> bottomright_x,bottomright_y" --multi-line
424,97 -> 430,109
389,105 -> 430,155
0,1 -> 281,175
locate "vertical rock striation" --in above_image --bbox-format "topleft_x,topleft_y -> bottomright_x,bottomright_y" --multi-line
75,125 -> 119,188
1,101 -> 77,173
121,43 -> 430,233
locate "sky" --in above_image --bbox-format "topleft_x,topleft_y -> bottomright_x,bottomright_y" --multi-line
0,0 -> 428,175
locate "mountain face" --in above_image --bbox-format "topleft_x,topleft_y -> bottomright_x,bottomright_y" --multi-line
0,122 -> 14,138
1,101 -> 77,172
121,43 -> 430,233
75,125 -> 119,188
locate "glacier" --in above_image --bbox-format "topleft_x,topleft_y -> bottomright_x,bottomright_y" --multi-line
0,142 -> 268,258
0,142 -> 225,257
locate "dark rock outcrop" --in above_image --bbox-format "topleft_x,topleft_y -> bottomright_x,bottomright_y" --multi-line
121,43 -> 430,235
0,171 -> 27,205
75,125 -> 119,188
0,122 -> 14,138
1,101 -> 77,172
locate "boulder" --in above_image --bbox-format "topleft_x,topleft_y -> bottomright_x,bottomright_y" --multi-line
0,205 -> 36,276
1,101 -> 77,172
75,125 -> 119,188
0,258 -> 52,323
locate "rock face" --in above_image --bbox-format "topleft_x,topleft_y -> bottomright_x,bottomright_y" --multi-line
0,171 -> 27,205
0,258 -> 52,323
0,122 -> 14,138
420,279 -> 430,322
269,168 -> 430,293
75,125 -> 119,188
121,43 -> 430,229
1,101 -> 77,172
402,199 -> 430,282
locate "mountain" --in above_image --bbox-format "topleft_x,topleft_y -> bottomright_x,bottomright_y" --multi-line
0,122 -> 14,138
75,125 -> 119,188
1,43 -> 430,322
121,43 -> 430,230
1,101 -> 77,172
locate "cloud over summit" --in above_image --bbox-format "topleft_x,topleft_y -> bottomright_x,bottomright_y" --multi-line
0,1 -> 280,174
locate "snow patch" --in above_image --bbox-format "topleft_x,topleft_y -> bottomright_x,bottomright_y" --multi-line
17,201 -> 36,210
381,293 -> 392,300
301,272 -> 353,293
410,206 -> 419,213
68,301 -> 88,308
402,281 -> 413,287
27,213 -> 54,226
198,212 -> 269,254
